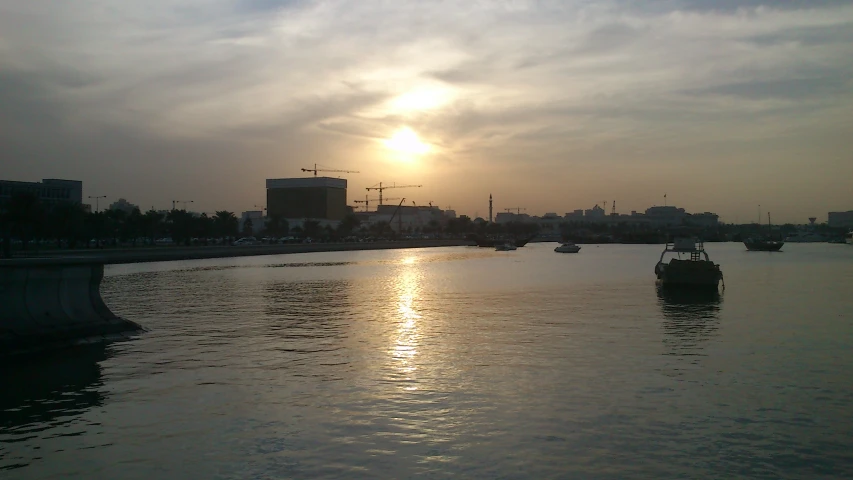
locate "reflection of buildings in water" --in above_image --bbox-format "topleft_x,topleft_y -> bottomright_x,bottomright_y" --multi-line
0,344 -> 107,433
657,287 -> 722,358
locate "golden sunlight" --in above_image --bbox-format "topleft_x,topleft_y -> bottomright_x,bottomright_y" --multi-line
384,127 -> 430,156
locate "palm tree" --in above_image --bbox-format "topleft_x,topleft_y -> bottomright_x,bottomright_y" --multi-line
6,192 -> 45,251
143,209 -> 165,245
48,201 -> 86,249
337,213 -> 361,237
302,219 -> 321,239
213,211 -> 238,239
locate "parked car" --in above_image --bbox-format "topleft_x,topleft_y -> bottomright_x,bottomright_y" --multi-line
232,237 -> 258,246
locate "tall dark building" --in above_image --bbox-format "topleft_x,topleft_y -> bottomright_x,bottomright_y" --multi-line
266,177 -> 348,220
0,178 -> 83,206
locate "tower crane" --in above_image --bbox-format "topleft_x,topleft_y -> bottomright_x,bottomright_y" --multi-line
353,196 -> 400,212
301,163 -> 359,177
365,182 -> 421,205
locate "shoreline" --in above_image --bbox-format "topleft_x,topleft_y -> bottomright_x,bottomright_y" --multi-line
2,239 -> 475,265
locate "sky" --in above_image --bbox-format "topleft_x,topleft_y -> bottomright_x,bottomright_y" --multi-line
1,0 -> 852,223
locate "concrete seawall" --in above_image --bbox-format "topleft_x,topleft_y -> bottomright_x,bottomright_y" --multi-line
14,239 -> 476,265
1,240 -> 473,356
0,258 -> 143,357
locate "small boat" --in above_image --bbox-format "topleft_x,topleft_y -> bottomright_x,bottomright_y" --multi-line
845,230 -> 852,245
554,242 -> 581,253
744,238 -> 783,252
495,243 -> 517,251
468,234 -> 536,248
655,237 -> 722,289
745,212 -> 783,251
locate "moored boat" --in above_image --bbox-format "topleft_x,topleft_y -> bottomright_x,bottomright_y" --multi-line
554,242 -> 581,253
744,238 -> 783,252
655,238 -> 722,289
745,212 -> 783,251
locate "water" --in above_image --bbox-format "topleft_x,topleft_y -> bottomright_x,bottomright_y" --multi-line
2,243 -> 853,479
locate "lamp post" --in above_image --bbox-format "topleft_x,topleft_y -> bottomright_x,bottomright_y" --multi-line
88,195 -> 107,213
172,200 -> 194,211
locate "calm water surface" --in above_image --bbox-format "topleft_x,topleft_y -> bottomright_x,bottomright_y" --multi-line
2,243 -> 853,478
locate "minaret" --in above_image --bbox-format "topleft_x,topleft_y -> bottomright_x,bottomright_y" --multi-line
489,194 -> 493,223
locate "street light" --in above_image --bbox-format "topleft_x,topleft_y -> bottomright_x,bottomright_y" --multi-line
88,195 -> 107,213
172,200 -> 194,211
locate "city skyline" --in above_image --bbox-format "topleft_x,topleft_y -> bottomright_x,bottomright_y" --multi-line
2,1 -> 852,224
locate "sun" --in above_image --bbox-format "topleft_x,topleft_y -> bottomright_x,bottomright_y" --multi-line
384,127 -> 430,156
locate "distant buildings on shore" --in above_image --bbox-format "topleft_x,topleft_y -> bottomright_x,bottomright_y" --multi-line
496,204 -> 719,228
828,211 -> 853,228
0,178 -> 83,207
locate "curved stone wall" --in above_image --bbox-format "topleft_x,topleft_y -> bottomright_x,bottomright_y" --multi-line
0,258 -> 143,356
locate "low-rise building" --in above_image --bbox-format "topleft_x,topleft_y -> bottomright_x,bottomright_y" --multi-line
108,198 -> 139,214
828,211 -> 853,228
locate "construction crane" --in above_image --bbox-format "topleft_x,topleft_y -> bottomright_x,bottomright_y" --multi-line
301,163 -> 359,177
504,207 -> 526,215
365,182 -> 421,205
375,198 -> 406,238
412,201 -> 426,232
611,200 -> 616,216
353,196 -> 400,212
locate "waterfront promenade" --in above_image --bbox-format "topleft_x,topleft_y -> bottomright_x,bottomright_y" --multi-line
4,239 -> 475,265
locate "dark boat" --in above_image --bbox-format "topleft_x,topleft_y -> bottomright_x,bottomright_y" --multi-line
655,238 -> 723,290
744,238 -> 783,251
744,211 -> 783,251
467,234 -> 535,248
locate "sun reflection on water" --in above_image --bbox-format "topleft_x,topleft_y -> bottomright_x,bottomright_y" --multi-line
389,261 -> 424,390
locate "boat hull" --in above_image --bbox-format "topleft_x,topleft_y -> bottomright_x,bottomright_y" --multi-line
656,259 -> 721,289
744,241 -> 783,252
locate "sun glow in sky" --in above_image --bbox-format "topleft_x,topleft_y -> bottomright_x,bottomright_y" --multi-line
384,128 -> 430,156
2,1 -> 852,222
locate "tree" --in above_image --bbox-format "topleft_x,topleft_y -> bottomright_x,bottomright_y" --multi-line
302,219 -> 321,239
213,211 -> 238,238
242,217 -> 254,237
337,213 -> 361,237
125,208 -> 144,246
5,192 -> 45,251
143,209 -> 165,244
48,201 -> 86,249
264,214 -> 288,237
167,209 -> 194,245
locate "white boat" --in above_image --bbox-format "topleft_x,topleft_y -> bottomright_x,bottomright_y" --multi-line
554,242 -> 581,253
846,231 -> 853,245
495,243 -> 517,251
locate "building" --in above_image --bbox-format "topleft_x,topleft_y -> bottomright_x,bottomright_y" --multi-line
584,204 -> 606,220
108,198 -> 139,214
266,177 -> 347,221
828,211 -> 853,228
370,204 -> 446,233
0,178 -> 83,207
239,210 -> 265,236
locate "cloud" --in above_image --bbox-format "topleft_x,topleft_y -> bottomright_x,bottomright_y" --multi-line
1,0 -> 852,220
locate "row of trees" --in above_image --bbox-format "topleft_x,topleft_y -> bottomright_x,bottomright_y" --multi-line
0,193 -> 242,257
